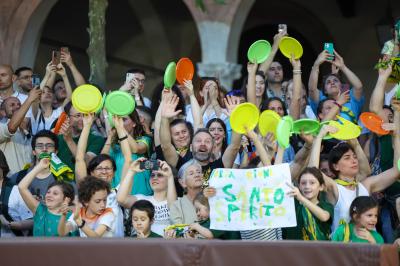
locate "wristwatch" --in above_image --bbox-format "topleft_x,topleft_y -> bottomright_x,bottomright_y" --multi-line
78,220 -> 86,229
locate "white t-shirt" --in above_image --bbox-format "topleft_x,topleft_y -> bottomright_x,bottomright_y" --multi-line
0,122 -> 32,175
106,190 -> 124,237
332,183 -> 369,232
384,84 -> 400,106
30,107 -> 63,135
68,208 -> 116,237
2,185 -> 33,237
135,194 -> 170,236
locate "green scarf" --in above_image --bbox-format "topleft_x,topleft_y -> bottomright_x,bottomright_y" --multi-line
300,204 -> 329,241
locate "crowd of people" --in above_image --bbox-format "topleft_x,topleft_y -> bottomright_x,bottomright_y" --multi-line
0,19 -> 399,247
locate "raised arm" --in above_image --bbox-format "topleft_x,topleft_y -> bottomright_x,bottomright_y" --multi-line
347,138 -> 371,181
321,91 -> 350,122
116,159 -> 142,209
362,100 -> 400,193
18,159 -> 50,214
56,64 -> 73,107
158,161 -> 177,207
369,64 -> 392,117
222,96 -> 242,168
160,94 -> 182,168
113,116 -> 133,180
289,134 -> 313,182
288,56 -> 302,120
259,31 -> 286,74
246,62 -> 258,105
61,50 -> 86,86
75,113 -> 94,182
184,79 -> 203,130
333,51 -> 363,100
308,50 -> 330,102
8,87 -> 41,134
287,184 -> 330,222
246,129 -> 271,166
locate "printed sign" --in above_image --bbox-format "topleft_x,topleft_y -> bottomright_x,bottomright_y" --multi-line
209,163 -> 296,230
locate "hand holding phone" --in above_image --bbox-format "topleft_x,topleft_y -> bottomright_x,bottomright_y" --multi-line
278,24 -> 287,34
52,51 -> 61,66
324,43 -> 334,61
31,74 -> 41,88
140,159 -> 159,170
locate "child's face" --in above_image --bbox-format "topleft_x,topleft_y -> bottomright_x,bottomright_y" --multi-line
87,189 -> 108,215
132,209 -> 152,235
194,201 -> 209,221
298,173 -> 323,201
355,207 -> 378,230
45,185 -> 67,209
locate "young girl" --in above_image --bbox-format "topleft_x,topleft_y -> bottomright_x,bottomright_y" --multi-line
58,176 -> 115,237
128,199 -> 162,238
102,110 -> 152,195
187,193 -> 240,240
284,167 -> 333,240
206,118 -> 227,161
18,157 -> 75,236
332,196 -> 384,244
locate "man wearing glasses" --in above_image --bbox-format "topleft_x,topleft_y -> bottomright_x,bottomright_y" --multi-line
120,68 -> 151,108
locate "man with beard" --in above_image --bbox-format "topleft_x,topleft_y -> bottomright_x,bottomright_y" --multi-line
56,102 -> 105,170
15,67 -> 34,95
160,94 -> 241,186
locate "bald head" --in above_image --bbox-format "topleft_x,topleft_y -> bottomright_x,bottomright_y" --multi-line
0,64 -> 15,92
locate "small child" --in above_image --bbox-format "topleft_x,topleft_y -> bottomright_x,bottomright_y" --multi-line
129,200 -> 162,238
332,196 -> 384,244
284,167 -> 333,240
58,176 -> 116,237
188,193 -> 241,240
18,157 -> 75,237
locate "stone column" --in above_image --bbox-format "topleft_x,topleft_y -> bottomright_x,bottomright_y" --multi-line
182,0 -> 255,90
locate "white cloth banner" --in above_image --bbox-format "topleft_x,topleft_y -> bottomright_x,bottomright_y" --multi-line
209,163 -> 296,231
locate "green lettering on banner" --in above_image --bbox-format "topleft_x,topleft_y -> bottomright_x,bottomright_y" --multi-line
263,205 -> 274,216
229,171 -> 235,178
263,168 -> 270,178
222,184 -> 236,202
274,188 -> 284,204
249,187 -> 260,219
227,204 -> 240,222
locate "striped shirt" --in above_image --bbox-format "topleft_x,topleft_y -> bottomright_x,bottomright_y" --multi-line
240,228 -> 283,240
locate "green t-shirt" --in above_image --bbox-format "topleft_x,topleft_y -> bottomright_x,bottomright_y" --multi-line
331,223 -> 384,244
148,231 -> 162,238
110,135 -> 152,195
33,202 -> 73,237
200,219 -> 241,240
379,135 -> 400,199
283,199 -> 334,240
57,133 -> 105,171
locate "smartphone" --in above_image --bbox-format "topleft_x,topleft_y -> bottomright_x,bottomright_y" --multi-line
52,51 -> 60,66
278,24 -> 287,33
140,159 -> 159,171
60,47 -> 69,54
125,73 -> 134,84
324,43 -> 334,60
31,74 -> 41,87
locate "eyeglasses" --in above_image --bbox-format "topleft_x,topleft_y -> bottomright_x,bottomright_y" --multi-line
35,143 -> 55,149
136,79 -> 145,84
95,167 -> 113,172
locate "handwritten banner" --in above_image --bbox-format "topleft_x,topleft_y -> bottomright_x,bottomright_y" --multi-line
209,163 -> 296,230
